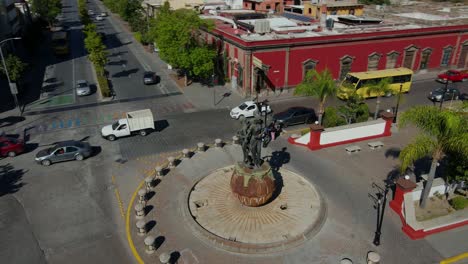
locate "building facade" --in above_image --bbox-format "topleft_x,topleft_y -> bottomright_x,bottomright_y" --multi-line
202,13 -> 468,97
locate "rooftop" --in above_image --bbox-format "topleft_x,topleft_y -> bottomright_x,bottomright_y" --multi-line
202,1 -> 468,42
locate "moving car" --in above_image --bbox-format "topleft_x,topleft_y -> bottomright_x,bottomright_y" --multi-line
95,15 -> 104,21
0,136 -> 25,157
428,87 -> 460,102
436,69 -> 468,83
88,10 -> 94,15
273,107 -> 316,127
76,80 -> 91,96
101,109 -> 155,141
35,140 -> 92,166
100,12 -> 107,17
230,101 -> 272,119
143,71 -> 157,85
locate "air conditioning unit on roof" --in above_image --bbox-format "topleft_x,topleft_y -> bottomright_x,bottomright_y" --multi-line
254,19 -> 271,34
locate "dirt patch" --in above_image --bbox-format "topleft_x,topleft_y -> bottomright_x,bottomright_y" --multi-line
414,197 -> 455,222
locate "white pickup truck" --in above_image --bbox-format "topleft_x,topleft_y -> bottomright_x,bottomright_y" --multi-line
101,109 -> 155,141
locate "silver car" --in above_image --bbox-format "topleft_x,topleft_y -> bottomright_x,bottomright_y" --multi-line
76,80 -> 91,96
35,140 -> 92,166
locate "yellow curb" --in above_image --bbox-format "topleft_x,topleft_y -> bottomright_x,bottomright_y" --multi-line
126,179 -> 145,264
440,252 -> 468,264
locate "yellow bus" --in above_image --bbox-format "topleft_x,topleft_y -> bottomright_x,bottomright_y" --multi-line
51,30 -> 69,55
337,67 -> 413,99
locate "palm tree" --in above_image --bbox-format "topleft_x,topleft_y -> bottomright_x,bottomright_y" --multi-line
366,78 -> 392,120
399,106 -> 468,208
294,69 -> 337,125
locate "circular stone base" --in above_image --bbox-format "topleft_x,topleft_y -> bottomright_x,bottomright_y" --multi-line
188,165 -> 325,250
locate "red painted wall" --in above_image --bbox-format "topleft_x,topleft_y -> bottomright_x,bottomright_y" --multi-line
253,50 -> 287,88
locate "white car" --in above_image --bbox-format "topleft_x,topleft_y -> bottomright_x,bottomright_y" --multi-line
100,12 -> 108,17
96,15 -> 104,21
230,101 -> 272,119
88,10 -> 94,15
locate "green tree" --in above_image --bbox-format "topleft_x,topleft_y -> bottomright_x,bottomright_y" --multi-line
31,0 -> 62,27
294,69 -> 337,125
399,106 -> 468,208
84,24 -> 108,74
323,106 -> 346,128
189,46 -> 216,79
338,92 -> 366,124
366,78 -> 392,120
0,54 -> 27,82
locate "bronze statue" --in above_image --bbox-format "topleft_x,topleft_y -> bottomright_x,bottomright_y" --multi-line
237,117 -> 265,168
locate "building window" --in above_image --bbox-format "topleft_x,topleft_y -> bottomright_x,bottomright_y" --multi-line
237,64 -> 243,88
419,48 -> 432,70
266,4 -> 271,9
302,59 -> 318,79
308,8 -> 312,14
339,56 -> 354,80
403,45 -> 418,69
367,52 -> 381,71
457,41 -> 468,68
441,46 -> 453,67
386,51 -> 399,69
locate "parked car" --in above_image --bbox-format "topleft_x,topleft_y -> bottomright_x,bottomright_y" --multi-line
100,12 -> 108,17
101,109 -> 155,141
0,137 -> 25,157
230,101 -> 272,119
273,107 -> 316,127
436,69 -> 468,83
35,140 -> 92,166
88,9 -> 94,15
95,15 -> 104,21
428,87 -> 460,102
143,71 -> 157,85
76,80 -> 91,96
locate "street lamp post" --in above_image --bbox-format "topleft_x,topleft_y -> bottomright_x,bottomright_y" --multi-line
439,78 -> 449,110
393,83 -> 403,123
369,179 -> 394,246
0,37 -> 22,113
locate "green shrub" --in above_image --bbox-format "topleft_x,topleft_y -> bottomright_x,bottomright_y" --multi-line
134,32 -> 142,43
300,128 -> 310,135
323,106 -> 346,128
356,103 -> 370,122
97,74 -> 111,97
450,196 -> 468,210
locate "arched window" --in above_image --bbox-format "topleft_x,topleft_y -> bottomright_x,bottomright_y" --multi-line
386,51 -> 400,69
339,56 -> 354,80
367,52 -> 382,71
457,41 -> 468,68
302,59 -> 318,79
419,48 -> 432,70
403,45 -> 419,69
441,46 -> 453,67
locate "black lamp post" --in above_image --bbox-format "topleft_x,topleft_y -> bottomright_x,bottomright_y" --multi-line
370,179 -> 394,246
393,83 -> 403,123
439,78 -> 449,110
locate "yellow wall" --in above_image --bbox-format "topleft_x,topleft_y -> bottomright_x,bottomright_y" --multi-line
302,2 -> 364,18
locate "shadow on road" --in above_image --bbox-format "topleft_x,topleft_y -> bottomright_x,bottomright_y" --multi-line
0,163 -> 26,197
0,116 -> 26,128
112,68 -> 139,78
154,120 -> 169,132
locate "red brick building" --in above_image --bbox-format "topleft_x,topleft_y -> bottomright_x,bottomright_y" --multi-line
201,11 -> 468,97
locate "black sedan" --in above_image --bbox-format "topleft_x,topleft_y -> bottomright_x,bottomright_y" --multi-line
35,140 -> 92,166
273,107 -> 316,127
143,71 -> 157,85
428,87 -> 460,102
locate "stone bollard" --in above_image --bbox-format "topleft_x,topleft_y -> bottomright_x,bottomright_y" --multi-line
197,142 -> 205,152
134,203 -> 145,219
145,177 -> 153,191
215,138 -> 223,148
340,258 -> 353,264
232,135 -> 239,145
159,252 -> 171,264
155,166 -> 163,177
367,251 -> 380,264
144,236 -> 156,254
138,188 -> 147,205
182,148 -> 190,158
168,156 -> 176,168
136,220 -> 146,236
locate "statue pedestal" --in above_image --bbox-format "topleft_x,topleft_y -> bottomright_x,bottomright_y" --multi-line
230,162 -> 275,207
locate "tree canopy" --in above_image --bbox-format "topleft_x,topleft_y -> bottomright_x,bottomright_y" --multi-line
0,54 -> 27,82
294,69 -> 338,124
31,0 -> 62,27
